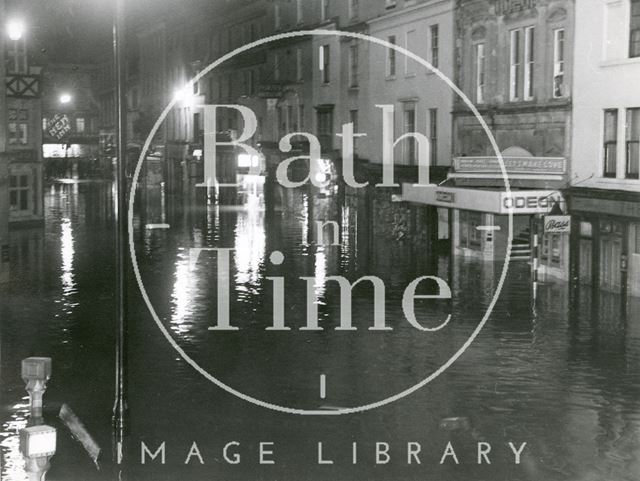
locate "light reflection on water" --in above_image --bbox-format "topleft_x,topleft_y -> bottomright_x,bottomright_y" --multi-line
0,399 -> 29,481
1,182 -> 640,481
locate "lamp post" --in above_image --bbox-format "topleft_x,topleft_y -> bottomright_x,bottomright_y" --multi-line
112,0 -> 128,468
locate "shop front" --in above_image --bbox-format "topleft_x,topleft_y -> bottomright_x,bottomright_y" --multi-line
402,184 -> 567,271
570,188 -> 640,299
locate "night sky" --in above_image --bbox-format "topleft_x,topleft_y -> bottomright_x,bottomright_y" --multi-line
6,0 -> 224,65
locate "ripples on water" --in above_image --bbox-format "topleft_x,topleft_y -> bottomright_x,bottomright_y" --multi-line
1,183 -> 640,480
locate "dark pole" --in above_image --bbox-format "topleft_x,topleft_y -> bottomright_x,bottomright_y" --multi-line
112,0 -> 127,467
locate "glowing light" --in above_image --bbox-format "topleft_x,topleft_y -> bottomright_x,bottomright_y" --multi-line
59,93 -> 72,104
314,172 -> 328,184
173,87 -> 188,102
60,218 -> 75,295
234,211 -> 266,292
6,20 -> 25,41
238,154 -> 261,168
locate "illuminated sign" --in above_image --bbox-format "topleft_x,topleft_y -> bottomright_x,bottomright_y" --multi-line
453,156 -> 566,175
42,144 -> 96,158
402,185 -> 564,215
46,114 -> 71,140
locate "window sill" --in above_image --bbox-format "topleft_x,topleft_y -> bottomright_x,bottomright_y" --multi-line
405,73 -> 417,79
599,56 -> 640,68
386,75 -> 397,81
596,176 -> 640,184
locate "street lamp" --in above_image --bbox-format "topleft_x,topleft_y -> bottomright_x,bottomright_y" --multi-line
6,19 -> 25,41
59,93 -> 72,104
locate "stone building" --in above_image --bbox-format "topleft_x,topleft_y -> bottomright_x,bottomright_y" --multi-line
427,0 -> 575,279
569,0 -> 640,302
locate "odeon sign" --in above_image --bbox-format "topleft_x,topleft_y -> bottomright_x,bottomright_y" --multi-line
501,191 -> 564,214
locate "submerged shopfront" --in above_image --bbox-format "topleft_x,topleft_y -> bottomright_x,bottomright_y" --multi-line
569,188 -> 640,299
401,155 -> 571,280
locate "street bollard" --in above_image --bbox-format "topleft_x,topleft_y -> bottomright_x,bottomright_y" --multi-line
21,357 -> 52,425
20,425 -> 57,481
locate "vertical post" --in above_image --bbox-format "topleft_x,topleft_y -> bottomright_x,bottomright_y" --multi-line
113,0 -> 127,467
20,358 -> 56,480
21,357 -> 52,426
532,215 -> 539,303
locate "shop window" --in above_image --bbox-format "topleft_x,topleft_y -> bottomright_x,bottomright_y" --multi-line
542,234 -> 562,266
634,224 -> 640,254
9,174 -> 29,212
459,210 -> 482,249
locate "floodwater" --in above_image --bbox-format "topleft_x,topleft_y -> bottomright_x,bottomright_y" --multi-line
1,181 -> 640,481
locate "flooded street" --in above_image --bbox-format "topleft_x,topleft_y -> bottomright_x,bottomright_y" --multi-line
2,182 -> 640,481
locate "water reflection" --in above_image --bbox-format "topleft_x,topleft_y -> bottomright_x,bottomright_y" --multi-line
2,182 -> 640,480
0,399 -> 29,481
234,209 -> 265,293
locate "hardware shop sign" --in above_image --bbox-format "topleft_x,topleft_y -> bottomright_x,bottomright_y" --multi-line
544,215 -> 571,234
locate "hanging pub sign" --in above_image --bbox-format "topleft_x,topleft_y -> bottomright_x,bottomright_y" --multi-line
46,114 -> 71,141
544,215 -> 571,234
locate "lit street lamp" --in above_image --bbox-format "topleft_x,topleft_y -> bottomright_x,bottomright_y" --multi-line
6,19 -> 25,41
59,93 -> 72,104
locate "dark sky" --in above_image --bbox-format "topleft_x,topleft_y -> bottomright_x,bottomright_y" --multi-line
6,0 -> 224,65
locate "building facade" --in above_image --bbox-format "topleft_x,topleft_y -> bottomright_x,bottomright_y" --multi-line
406,0 -> 574,280
4,16 -> 43,226
570,0 -> 640,299
0,0 -> 8,283
41,63 -> 102,180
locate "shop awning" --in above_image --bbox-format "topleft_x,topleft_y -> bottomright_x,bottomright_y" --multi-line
401,184 -> 564,215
